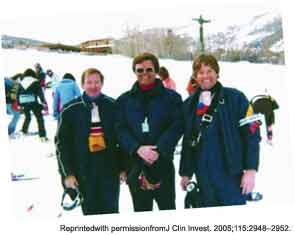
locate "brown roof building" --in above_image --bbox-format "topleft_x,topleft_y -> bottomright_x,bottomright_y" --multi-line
79,38 -> 113,54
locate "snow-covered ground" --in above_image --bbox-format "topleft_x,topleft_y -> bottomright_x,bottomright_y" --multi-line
2,49 -> 295,218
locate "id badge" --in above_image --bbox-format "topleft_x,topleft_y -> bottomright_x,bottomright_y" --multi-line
141,117 -> 149,133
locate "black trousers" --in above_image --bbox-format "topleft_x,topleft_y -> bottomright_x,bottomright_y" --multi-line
128,165 -> 176,212
80,181 -> 119,215
22,103 -> 46,137
79,156 -> 120,216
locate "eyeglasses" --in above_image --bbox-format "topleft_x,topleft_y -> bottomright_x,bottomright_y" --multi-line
135,67 -> 155,74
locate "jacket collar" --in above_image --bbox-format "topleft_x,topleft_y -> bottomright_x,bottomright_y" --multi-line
60,79 -> 74,84
129,78 -> 165,96
81,92 -> 105,109
189,81 -> 225,107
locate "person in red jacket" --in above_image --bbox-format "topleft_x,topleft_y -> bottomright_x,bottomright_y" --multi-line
158,66 -> 176,91
186,75 -> 200,96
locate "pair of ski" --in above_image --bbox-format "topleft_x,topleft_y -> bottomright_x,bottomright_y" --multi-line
9,131 -> 39,140
11,173 -> 40,181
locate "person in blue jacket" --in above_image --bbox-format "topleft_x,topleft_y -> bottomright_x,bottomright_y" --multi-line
55,68 -> 122,215
116,52 -> 183,212
5,75 -> 21,136
53,73 -> 81,120
179,54 -> 261,207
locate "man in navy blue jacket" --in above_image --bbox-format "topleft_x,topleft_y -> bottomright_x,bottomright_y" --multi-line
180,54 -> 261,207
116,52 -> 183,212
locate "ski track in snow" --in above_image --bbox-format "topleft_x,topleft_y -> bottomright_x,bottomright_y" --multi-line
3,49 -> 295,218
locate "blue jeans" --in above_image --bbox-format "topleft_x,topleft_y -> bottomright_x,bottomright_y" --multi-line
6,103 -> 21,135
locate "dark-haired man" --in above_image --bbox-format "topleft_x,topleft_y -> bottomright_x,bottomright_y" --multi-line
116,52 -> 183,212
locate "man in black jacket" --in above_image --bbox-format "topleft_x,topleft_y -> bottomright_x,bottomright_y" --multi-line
116,52 -> 183,212
56,68 -> 122,215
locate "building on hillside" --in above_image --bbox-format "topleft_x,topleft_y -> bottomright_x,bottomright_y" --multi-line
79,38 -> 113,54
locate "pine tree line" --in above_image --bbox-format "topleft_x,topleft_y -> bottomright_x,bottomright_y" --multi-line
113,26 -> 195,61
112,24 -> 284,65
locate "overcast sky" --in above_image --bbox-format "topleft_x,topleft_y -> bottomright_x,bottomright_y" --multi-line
0,0 -> 282,45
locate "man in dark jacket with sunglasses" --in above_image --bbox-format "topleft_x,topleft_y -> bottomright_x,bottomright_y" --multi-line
116,52 -> 183,212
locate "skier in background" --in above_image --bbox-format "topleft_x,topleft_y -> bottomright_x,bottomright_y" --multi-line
251,93 -> 279,145
18,68 -> 48,142
34,63 -> 49,115
158,66 -> 176,91
5,74 -> 22,137
46,69 -> 61,97
34,63 -> 46,90
186,75 -> 200,96
53,73 -> 81,120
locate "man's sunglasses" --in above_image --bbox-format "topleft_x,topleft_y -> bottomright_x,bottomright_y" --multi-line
135,67 -> 155,74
